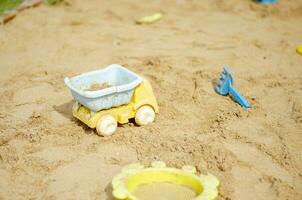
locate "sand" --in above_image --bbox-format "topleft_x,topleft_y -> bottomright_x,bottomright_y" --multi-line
85,82 -> 111,91
133,182 -> 196,200
0,0 -> 301,200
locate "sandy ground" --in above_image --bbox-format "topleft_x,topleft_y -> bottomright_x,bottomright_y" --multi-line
0,0 -> 301,199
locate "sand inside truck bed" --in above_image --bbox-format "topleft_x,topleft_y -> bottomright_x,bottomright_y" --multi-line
0,0 -> 301,199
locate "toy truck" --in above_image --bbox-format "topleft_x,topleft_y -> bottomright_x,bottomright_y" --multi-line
64,65 -> 159,136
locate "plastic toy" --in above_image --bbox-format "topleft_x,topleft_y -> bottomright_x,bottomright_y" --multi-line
297,45 -> 302,55
136,12 -> 163,24
257,0 -> 277,4
215,67 -> 250,109
111,161 -> 219,200
64,65 -> 159,136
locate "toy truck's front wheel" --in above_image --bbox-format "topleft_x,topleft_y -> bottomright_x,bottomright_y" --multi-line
96,115 -> 117,136
135,106 -> 155,126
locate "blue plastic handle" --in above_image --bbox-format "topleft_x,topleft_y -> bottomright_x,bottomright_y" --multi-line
229,85 -> 250,109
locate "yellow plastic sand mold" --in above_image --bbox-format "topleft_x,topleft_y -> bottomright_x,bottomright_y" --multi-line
297,45 -> 302,55
112,161 -> 219,200
136,12 -> 163,24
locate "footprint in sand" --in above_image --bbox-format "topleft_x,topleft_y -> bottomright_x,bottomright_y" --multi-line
224,140 -> 293,184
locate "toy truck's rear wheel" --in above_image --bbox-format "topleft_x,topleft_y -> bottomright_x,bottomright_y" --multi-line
135,105 -> 155,126
96,115 -> 117,136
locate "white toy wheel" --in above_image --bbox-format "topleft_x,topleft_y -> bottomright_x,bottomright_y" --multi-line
96,115 -> 117,136
135,106 -> 155,126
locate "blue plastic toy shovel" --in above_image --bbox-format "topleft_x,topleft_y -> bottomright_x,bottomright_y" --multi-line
257,0 -> 276,4
215,67 -> 250,109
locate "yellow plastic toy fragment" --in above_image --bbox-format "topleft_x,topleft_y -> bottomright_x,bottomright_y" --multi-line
297,45 -> 302,55
112,161 -> 219,200
136,12 -> 163,24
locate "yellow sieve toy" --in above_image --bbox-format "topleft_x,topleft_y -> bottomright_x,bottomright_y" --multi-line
112,161 -> 219,200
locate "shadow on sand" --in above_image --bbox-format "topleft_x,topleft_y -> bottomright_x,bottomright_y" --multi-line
53,100 -> 74,120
